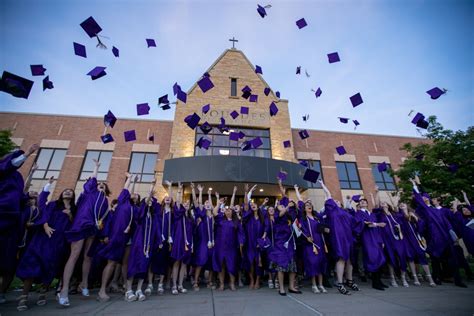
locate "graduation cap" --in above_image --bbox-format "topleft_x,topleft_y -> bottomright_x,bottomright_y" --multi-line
0,71 -> 34,99
269,102 -> 278,116
315,87 -> 322,98
217,117 -> 228,133
241,106 -> 249,115
87,66 -> 107,80
184,113 -> 201,130
264,87 -> 271,96
73,42 -> 87,58
241,141 -> 252,151
200,122 -> 213,134
303,168 -> 320,183
338,117 -> 349,124
257,237 -> 271,249
249,94 -> 258,102
327,52 -> 340,63
303,114 -> 309,122
177,90 -> 187,103
275,91 -> 280,98
277,170 -> 288,181
299,160 -> 309,167
173,82 -> 181,95
112,46 -> 119,57
283,140 -> 291,148
351,195 -> 361,202
146,38 -> 156,47
353,120 -> 360,128
296,66 -> 301,75
104,110 -> 117,128
299,129 -> 309,140
203,72 -> 210,77
336,145 -> 346,155
255,65 -> 263,74
257,4 -> 270,18
197,76 -> 214,93
238,131 -> 246,139
196,137 -> 211,150
350,93 -> 363,107
101,133 -> 114,144
158,94 -> 169,105
202,103 -> 210,114
416,119 -> 429,129
160,103 -> 171,110
148,134 -> 154,142
137,103 -> 150,116
252,137 -> 263,148
42,76 -> 53,91
426,87 -> 446,100
230,110 -> 239,119
80,16 -> 106,49
296,18 -> 307,29
377,162 -> 388,172
242,90 -> 251,99
229,132 -> 239,141
411,112 -> 425,125
30,65 -> 46,76
124,130 -> 136,142
447,163 -> 458,173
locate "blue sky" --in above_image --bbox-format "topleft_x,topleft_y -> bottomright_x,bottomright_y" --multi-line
0,0 -> 472,137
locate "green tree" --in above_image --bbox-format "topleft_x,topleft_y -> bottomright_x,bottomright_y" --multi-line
394,116 -> 474,203
0,129 -> 16,157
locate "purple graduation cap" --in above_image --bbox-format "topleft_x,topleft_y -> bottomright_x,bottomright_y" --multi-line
136,103 -> 150,116
241,141 -> 252,151
411,112 -> 425,125
230,110 -> 239,119
158,94 -> 169,105
296,66 -> 301,75
196,137 -> 211,150
87,66 -> 107,80
197,76 -> 214,93
350,93 -> 363,107
296,18 -> 307,29
447,163 -> 458,173
252,137 -> 263,148
203,72 -> 210,78
275,91 -> 281,98
353,120 -> 360,128
148,134 -> 154,142
124,130 -> 136,142
416,119 -> 429,129
303,168 -> 320,183
277,170 -> 288,181
80,16 -> 102,38
202,103 -> 210,114
240,106 -> 249,115
302,114 -> 309,122
173,82 -> 181,95
242,85 -> 252,99
327,52 -> 340,63
161,103 -> 171,110
339,117 -> 349,124
30,65 -> 46,76
255,65 -> 263,74
299,129 -> 309,140
217,117 -> 228,133
377,162 -> 388,172
101,133 -> 114,144
42,76 -> 53,91
426,87 -> 446,100
336,145 -> 346,155
257,237 -> 271,249
184,113 -> 201,130
238,131 -> 246,139
177,90 -> 187,103
299,160 -> 309,167
315,87 -> 322,98
283,140 -> 291,148
104,110 -> 117,128
269,102 -> 278,116
229,132 -> 239,141
112,46 -> 119,57
200,122 -> 213,134
352,195 -> 361,202
73,42 -> 87,58
257,4 -> 267,18
264,87 -> 271,96
0,71 -> 34,99
249,94 -> 258,103
146,38 -> 156,47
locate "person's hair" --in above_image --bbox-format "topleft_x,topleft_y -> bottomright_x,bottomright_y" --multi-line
55,188 -> 77,216
98,182 -> 111,197
244,206 -> 264,226
302,201 -> 317,220
358,198 -> 368,205
161,196 -> 174,209
130,194 -> 141,206
385,203 -> 394,213
111,199 -> 118,206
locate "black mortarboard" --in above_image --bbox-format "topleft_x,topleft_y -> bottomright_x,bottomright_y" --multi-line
198,76 -> 214,93
0,71 -> 34,99
158,94 -> 169,105
241,106 -> 249,114
339,117 -> 349,124
137,103 -> 150,116
327,52 -> 340,63
200,122 -> 213,134
30,65 -> 46,76
336,146 -> 346,155
230,110 -> 239,119
296,66 -> 301,75
104,110 -> 117,128
112,46 -> 119,57
249,94 -> 258,102
255,65 -> 263,74
42,76 -> 53,91
202,103 -> 210,114
315,87 -> 322,98
350,93 -> 363,107
196,137 -> 211,150
73,42 -> 87,58
101,133 -> 114,144
177,90 -> 187,103
269,102 -> 278,116
146,39 -> 156,47
80,16 -> 102,38
283,140 -> 291,148
264,87 -> 271,96
426,87 -> 446,100
303,168 -> 320,183
124,130 -> 136,142
185,113 -> 201,130
299,129 -> 309,140
296,18 -> 307,29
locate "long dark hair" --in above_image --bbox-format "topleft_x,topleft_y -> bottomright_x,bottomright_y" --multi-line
130,194 -> 141,206
245,205 -> 264,226
302,201 -> 317,220
55,189 -> 77,217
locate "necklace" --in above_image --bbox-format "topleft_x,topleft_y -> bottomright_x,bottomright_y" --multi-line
307,217 -> 318,255
385,213 -> 403,240
207,214 -> 214,248
19,206 -> 39,248
94,192 -> 107,230
124,205 -> 134,233
143,206 -> 153,258
408,221 -> 426,250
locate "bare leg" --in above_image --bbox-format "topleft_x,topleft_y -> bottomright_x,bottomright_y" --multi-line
126,278 -> 133,292
345,260 -> 353,281
21,279 -> 33,296
60,239 -> 85,297
178,264 -> 187,287
110,263 -> 121,290
249,265 -> 255,289
229,274 -> 236,290
255,275 -> 260,289
98,260 -> 115,299
121,246 -> 131,288
278,271 -> 285,294
195,266 -> 202,286
80,237 -> 94,290
136,279 -> 144,292
311,276 -> 316,287
336,259 -> 345,284
218,263 -> 226,290
318,274 -> 324,286
289,272 -> 297,291
172,261 -> 180,288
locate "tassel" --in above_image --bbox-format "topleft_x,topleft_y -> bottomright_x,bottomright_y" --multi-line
284,241 -> 289,249
185,244 -> 189,252
124,226 -> 130,234
313,244 -> 318,255
97,219 -> 104,230
207,241 -> 213,249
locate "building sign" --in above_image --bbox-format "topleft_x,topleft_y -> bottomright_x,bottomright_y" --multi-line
201,109 -> 269,127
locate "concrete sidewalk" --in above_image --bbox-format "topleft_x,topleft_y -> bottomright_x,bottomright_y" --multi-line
0,281 -> 473,316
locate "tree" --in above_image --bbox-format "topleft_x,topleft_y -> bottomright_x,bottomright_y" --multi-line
394,116 -> 474,204
0,129 -> 16,157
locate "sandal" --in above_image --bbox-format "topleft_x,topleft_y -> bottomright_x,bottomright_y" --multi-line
57,293 -> 70,307
136,290 -> 146,301
17,295 -> 28,312
144,284 -> 153,296
157,283 -> 164,295
268,280 -> 274,289
37,292 -> 47,306
125,290 -> 137,302
345,280 -> 360,291
337,283 -> 351,295
311,285 -> 320,294
318,285 -> 328,293
171,286 -> 178,295
193,283 -> 200,291
78,285 -> 89,297
178,286 -> 187,294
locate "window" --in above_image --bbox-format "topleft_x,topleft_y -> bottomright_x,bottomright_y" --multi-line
336,162 -> 362,189
195,126 -> 271,158
79,151 -> 113,181
129,152 -> 157,182
230,78 -> 237,96
371,163 -> 396,190
306,160 -> 323,188
32,148 -> 67,179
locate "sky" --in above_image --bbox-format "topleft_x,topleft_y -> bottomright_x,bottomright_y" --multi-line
0,0 -> 473,137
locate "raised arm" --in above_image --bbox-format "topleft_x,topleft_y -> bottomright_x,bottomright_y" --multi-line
23,162 -> 38,193
246,184 -> 257,210
124,172 -> 133,190
190,182 -> 198,206
197,184 -> 203,207
244,184 -> 249,212
91,158 -> 100,179
176,182 -> 183,205
277,178 -> 286,197
208,187 -> 213,209
461,190 -> 471,206
319,179 -> 331,200
374,186 -> 381,208
145,179 -> 156,204
294,184 -> 303,202
165,180 -> 173,201
230,185 -> 237,208
212,191 -> 222,217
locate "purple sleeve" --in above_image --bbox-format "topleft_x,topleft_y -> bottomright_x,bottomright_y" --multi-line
0,150 -> 25,176
173,204 -> 185,220
324,199 -> 337,212
118,189 -> 131,204
83,177 -> 98,194
237,222 -> 245,245
352,211 -> 366,236
38,190 -> 50,212
242,209 -> 252,220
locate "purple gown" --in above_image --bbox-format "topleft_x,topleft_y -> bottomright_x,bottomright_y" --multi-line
242,208 -> 265,274
212,212 -> 245,276
98,189 -> 138,262
324,199 -> 355,261
16,190 -> 73,284
127,198 -> 160,279
193,206 -> 214,268
300,213 -> 327,277
354,209 -> 386,273
450,210 -> 474,256
65,177 -> 108,242
264,216 -> 276,273
375,209 -> 407,271
18,204 -> 41,253
151,203 -> 174,275
171,204 -> 194,264
400,213 -> 428,265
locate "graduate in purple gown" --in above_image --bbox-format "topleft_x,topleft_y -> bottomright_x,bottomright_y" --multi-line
449,197 -> 473,280
125,181 -> 159,302
170,182 -> 194,295
409,178 -> 466,287
458,191 -> 474,256
96,173 -> 140,301
319,180 -> 359,295
242,184 -> 266,290
16,178 -> 76,311
191,183 -> 215,291
353,196 -> 387,291
295,184 -> 327,294
58,158 -> 110,306
0,143 -> 38,304
264,202 -> 278,290
212,190 -> 245,291
18,164 -> 40,258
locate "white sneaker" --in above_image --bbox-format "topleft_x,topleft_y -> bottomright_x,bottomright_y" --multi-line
268,280 -> 274,289
125,290 -> 137,302
171,287 -> 178,295
136,290 -> 146,301
311,285 -> 320,294
318,285 -> 328,293
81,287 -> 90,297
178,286 -> 187,294
390,279 -> 399,287
157,283 -> 164,295
58,294 -> 70,307
144,284 -> 153,296
402,279 -> 409,288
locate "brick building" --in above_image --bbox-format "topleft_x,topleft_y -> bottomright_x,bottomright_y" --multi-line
0,48 -> 426,209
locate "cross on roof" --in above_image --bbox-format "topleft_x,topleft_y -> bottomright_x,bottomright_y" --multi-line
229,37 -> 238,49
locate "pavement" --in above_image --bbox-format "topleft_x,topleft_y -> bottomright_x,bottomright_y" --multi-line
0,280 -> 473,316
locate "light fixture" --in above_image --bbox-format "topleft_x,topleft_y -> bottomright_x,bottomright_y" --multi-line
219,149 -> 230,155
209,187 -> 213,191
259,189 -> 264,192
